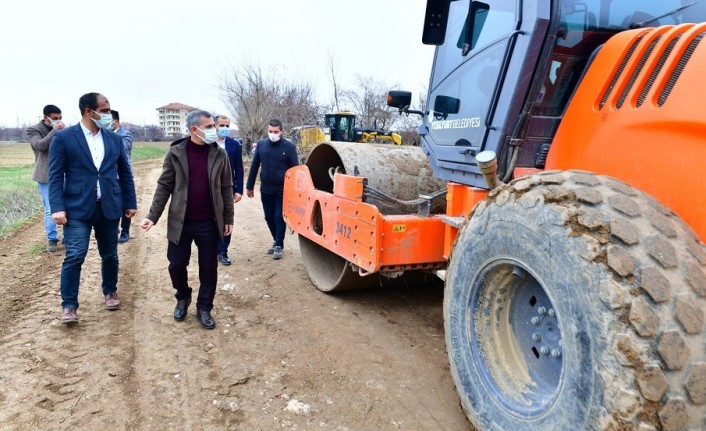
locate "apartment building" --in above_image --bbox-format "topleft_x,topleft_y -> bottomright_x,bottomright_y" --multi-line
156,103 -> 198,136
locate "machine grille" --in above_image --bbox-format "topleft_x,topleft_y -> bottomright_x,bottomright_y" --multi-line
636,34 -> 682,108
616,36 -> 662,109
599,36 -> 644,110
534,142 -> 551,168
657,32 -> 705,107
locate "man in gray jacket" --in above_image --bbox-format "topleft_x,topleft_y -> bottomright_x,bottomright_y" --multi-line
140,110 -> 234,330
26,104 -> 66,252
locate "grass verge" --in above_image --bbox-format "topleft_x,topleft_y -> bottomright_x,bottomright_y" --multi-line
0,165 -> 41,237
0,144 -> 166,238
132,145 -> 167,161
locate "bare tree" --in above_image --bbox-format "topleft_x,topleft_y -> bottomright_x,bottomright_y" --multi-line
144,125 -> 165,141
390,86 -> 428,146
417,85 -> 428,114
219,62 -> 323,141
326,50 -> 342,113
0,126 -> 28,142
220,63 -> 278,142
277,82 -> 324,129
122,123 -> 166,142
342,75 -> 399,130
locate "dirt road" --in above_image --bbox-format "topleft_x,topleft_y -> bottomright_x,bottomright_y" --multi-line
0,158 -> 471,431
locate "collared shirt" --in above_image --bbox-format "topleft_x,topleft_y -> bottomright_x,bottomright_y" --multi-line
216,137 -> 226,150
79,120 -> 105,199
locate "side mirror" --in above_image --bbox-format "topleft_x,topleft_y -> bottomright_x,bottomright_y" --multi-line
433,95 -> 460,119
422,0 -> 451,45
387,91 -> 413,110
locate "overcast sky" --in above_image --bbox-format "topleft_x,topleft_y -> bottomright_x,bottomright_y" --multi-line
0,0 -> 434,128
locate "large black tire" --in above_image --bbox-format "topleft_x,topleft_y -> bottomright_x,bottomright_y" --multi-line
445,170 -> 706,430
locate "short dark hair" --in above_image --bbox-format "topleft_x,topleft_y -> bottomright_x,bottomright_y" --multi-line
111,110 -> 120,121
43,105 -> 61,116
78,92 -> 101,115
268,118 -> 283,131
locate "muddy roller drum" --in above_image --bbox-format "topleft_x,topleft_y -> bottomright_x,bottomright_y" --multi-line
299,141 -> 445,292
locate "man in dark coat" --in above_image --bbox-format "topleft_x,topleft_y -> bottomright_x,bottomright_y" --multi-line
141,110 -> 234,330
213,115 -> 244,265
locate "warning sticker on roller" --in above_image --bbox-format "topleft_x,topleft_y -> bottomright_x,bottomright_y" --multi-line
392,224 -> 406,233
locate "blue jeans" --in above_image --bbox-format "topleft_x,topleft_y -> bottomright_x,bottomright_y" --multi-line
261,191 -> 285,248
60,203 -> 120,309
37,182 -> 58,241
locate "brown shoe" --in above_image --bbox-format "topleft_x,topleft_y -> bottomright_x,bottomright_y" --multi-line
61,308 -> 78,324
105,293 -> 120,310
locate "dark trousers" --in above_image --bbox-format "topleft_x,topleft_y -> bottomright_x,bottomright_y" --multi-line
60,203 -> 119,309
261,191 -> 285,248
218,233 -> 231,255
167,219 -> 219,312
120,215 -> 131,235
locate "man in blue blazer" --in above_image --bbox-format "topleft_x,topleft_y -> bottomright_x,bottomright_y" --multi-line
48,92 -> 137,324
214,115 -> 244,265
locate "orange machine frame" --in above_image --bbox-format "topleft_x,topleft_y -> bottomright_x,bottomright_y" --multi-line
547,24 -> 706,242
283,166 -> 487,275
285,23 -> 706,274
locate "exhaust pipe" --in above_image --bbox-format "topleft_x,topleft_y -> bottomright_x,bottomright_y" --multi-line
476,151 -> 505,190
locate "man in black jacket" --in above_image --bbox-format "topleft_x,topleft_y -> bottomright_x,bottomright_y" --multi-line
245,119 -> 299,260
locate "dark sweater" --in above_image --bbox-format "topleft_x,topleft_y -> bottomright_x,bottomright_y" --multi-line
186,140 -> 214,221
245,137 -> 299,194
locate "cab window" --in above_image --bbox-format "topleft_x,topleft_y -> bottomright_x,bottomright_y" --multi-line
530,0 -> 706,128
432,0 -> 515,88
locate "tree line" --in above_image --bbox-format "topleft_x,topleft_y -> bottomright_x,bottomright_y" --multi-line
2,58 -> 426,145
219,55 -> 426,146
0,123 -> 166,143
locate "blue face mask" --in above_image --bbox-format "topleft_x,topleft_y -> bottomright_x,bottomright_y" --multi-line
217,127 -> 229,138
91,110 -> 113,129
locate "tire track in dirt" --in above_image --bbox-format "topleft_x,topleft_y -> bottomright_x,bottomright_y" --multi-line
0,163 -> 148,430
1,158 -> 471,431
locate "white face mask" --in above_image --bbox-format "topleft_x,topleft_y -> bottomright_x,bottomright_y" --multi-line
268,132 -> 281,142
91,110 -> 113,129
197,127 -> 218,144
48,117 -> 61,127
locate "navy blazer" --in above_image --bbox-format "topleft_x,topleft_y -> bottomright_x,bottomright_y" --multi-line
48,123 -> 137,221
223,136 -> 244,195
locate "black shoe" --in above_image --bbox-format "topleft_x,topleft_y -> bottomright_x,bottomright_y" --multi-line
47,240 -> 58,253
118,231 -> 129,243
174,297 -> 191,321
196,309 -> 216,329
217,252 -> 231,265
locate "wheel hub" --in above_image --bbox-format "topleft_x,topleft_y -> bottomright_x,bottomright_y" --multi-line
470,261 -> 564,418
